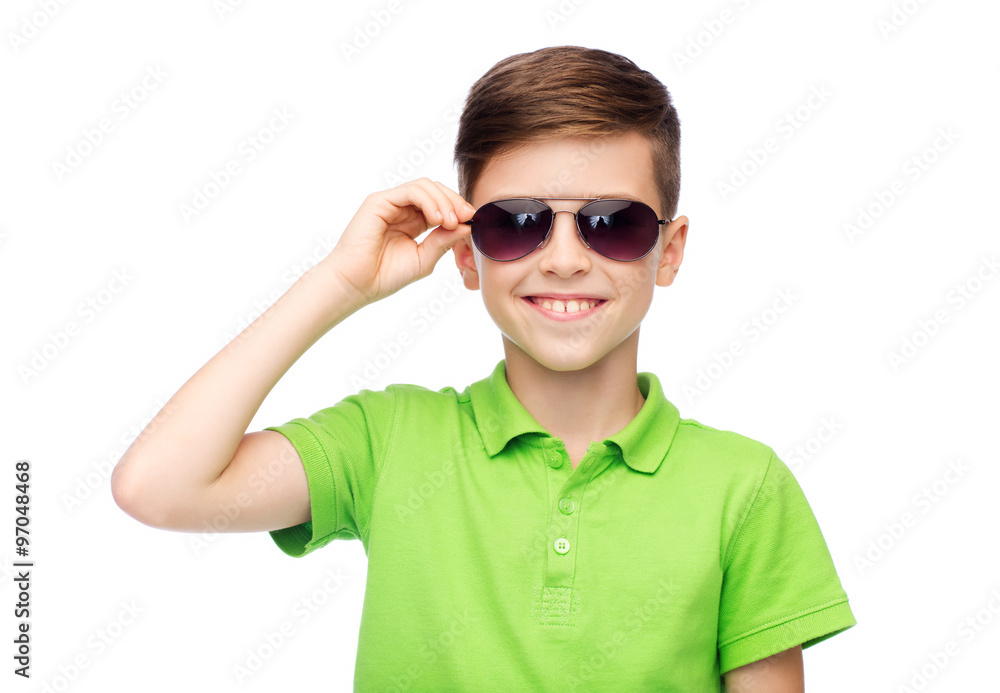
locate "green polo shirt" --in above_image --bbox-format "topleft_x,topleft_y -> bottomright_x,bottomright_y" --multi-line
266,359 -> 855,691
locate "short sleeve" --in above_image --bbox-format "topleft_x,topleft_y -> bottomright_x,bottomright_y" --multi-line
718,451 -> 856,673
264,386 -> 397,558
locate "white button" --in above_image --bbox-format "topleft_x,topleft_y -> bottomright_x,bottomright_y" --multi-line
553,537 -> 570,554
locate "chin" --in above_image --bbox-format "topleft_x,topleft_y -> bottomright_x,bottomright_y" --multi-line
520,345 -> 606,373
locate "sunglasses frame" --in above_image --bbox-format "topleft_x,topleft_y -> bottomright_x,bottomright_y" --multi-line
468,197 -> 671,263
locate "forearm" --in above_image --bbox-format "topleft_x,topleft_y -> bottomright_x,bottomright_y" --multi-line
111,263 -> 364,506
723,645 -> 803,693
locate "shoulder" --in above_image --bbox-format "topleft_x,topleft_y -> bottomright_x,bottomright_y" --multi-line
345,380 -> 470,419
673,416 -> 776,470
666,415 -> 787,506
378,380 -> 469,404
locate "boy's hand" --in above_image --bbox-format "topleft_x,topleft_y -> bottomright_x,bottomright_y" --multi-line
319,178 -> 475,307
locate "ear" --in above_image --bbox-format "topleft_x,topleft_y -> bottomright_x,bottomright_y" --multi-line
655,215 -> 688,287
452,233 -> 481,291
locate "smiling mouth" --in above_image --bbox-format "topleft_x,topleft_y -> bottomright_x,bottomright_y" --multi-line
525,296 -> 606,313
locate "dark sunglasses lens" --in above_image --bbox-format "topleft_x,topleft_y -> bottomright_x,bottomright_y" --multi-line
578,200 -> 659,261
472,199 -> 551,261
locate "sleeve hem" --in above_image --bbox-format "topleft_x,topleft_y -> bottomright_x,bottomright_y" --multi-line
719,598 -> 857,674
265,421 -> 338,558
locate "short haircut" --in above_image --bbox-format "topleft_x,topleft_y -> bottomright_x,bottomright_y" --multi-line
454,45 -> 682,221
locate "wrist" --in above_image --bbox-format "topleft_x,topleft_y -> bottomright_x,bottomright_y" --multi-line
300,261 -> 370,322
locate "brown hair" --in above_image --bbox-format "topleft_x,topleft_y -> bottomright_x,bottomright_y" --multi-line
454,45 -> 681,220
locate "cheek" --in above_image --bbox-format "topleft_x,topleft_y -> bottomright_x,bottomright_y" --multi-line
477,267 -> 520,311
616,263 -> 657,305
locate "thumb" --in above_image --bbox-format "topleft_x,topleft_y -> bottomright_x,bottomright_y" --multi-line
416,224 -> 469,273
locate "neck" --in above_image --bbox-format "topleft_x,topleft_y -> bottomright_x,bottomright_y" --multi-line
501,333 -> 646,445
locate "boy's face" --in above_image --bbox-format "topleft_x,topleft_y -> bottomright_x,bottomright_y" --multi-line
453,131 -> 688,373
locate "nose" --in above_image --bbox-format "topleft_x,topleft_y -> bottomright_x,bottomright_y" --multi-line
535,209 -> 592,274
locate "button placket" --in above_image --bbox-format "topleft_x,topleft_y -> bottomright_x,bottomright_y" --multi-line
540,442 -> 576,587
538,446 -> 621,628
535,443 -> 618,628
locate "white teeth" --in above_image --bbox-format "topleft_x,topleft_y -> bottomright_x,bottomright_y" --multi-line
531,297 -> 598,313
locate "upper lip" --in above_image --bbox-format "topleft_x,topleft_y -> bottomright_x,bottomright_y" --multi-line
524,293 -> 606,301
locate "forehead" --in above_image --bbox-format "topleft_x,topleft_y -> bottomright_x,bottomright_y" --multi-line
470,132 -> 657,207
482,192 -> 647,204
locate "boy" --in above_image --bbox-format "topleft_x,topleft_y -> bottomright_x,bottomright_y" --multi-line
112,46 -> 855,691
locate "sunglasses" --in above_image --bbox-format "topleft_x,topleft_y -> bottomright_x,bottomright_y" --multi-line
468,197 -> 670,262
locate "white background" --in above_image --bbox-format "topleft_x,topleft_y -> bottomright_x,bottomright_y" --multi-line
2,0 -> 998,690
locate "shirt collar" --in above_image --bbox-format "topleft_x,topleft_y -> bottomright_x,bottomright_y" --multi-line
469,359 -> 680,474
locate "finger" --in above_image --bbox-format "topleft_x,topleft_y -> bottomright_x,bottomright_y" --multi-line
408,177 -> 458,229
432,180 -> 477,223
375,179 -> 447,231
415,223 -> 471,275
